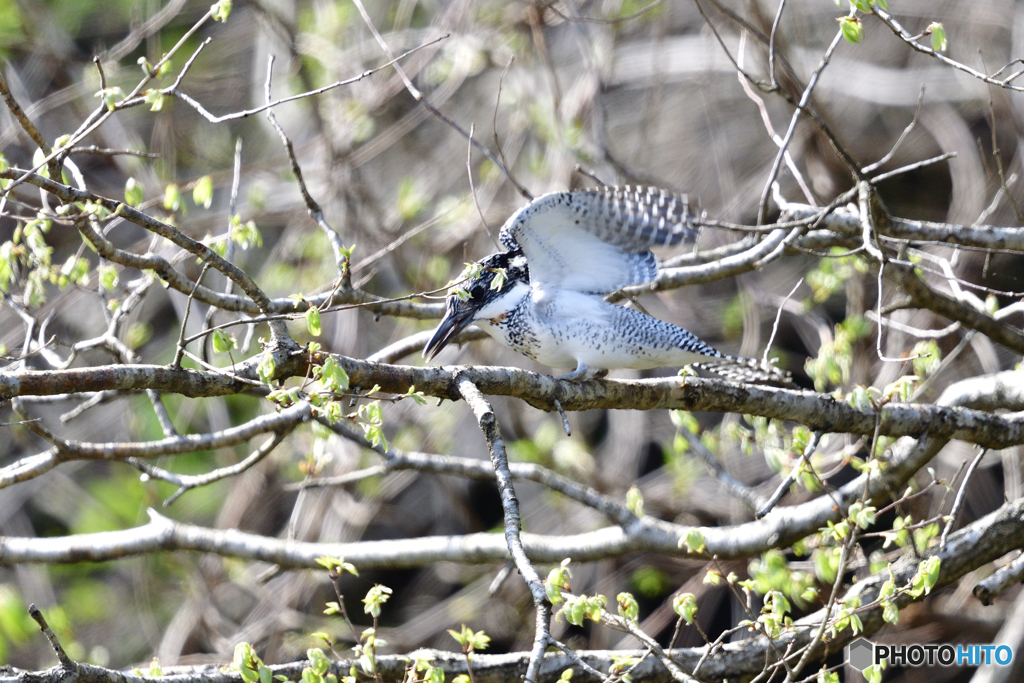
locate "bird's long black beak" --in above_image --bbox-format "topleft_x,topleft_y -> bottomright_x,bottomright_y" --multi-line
422,304 -> 475,361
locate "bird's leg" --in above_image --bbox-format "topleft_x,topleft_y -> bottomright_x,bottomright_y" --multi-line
554,361 -> 590,381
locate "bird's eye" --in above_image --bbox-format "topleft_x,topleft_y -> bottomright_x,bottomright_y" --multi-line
469,278 -> 490,298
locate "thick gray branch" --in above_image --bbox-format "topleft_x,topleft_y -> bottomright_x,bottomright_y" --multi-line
9,496 -> 1024,683
6,361 -> 1024,450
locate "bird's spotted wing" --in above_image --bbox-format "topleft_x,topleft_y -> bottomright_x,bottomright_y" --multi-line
500,186 -> 697,294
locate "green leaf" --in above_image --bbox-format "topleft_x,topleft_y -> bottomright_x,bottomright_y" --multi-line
882,600 -> 899,624
625,486 -> 644,517
124,177 -> 144,208
672,593 -> 698,624
911,340 -> 941,378
308,649 -> 330,676
448,625 -> 490,653
848,502 -> 877,529
233,643 -> 261,683
362,584 -> 392,618
316,555 -> 358,576
616,592 -> 639,621
211,0 -> 232,22
212,330 -> 236,354
545,559 -> 572,604
489,267 -> 507,291
257,354 -> 277,384
94,86 -> 124,112
193,175 -> 214,209
669,410 -> 700,433
682,528 -> 706,554
912,522 -> 939,554
306,307 -> 322,337
98,265 -> 119,292
163,184 -> 181,212
396,177 -> 426,220
569,599 -> 586,626
230,214 -> 263,250
813,547 -> 841,584
928,22 -> 947,52
320,357 -> 350,393
818,670 -> 839,683
126,323 -> 152,350
920,556 -> 941,593
144,89 -> 167,112
839,16 -> 863,44
848,385 -> 874,412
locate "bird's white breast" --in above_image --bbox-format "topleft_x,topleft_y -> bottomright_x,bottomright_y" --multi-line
479,287 -> 714,372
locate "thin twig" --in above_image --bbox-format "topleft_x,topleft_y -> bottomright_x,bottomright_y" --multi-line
2,8 -> 214,197
543,0 -> 665,25
756,432 -> 822,519
131,430 -> 294,507
679,428 -> 766,512
872,7 -> 1024,93
262,56 -> 348,277
940,448 -> 987,550
862,85 -> 926,174
757,22 -> 850,225
457,377 -> 551,683
764,277 -> 803,365
492,55 -> 532,199
29,604 -> 75,669
349,0 -> 526,197
786,528 -> 859,680
0,69 -> 49,151
871,152 -> 957,184
67,145 -> 159,158
466,123 -> 497,247
552,398 -> 572,437
157,35 -> 448,125
172,264 -> 210,367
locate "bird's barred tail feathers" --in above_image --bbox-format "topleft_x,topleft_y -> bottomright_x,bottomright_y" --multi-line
692,356 -> 794,387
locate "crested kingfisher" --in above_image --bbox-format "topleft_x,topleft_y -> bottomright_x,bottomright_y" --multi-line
423,186 -> 790,385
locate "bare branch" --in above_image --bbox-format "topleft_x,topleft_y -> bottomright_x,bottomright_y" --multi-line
0,403 -> 311,490
8,495 -> 1024,682
131,430 -> 294,507
7,360 -> 1024,450
974,552 -> 1024,606
872,7 -> 1024,93
458,377 -> 550,683
29,604 -> 75,670
678,427 -> 766,512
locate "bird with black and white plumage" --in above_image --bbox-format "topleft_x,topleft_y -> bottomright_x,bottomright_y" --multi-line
423,186 -> 792,386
